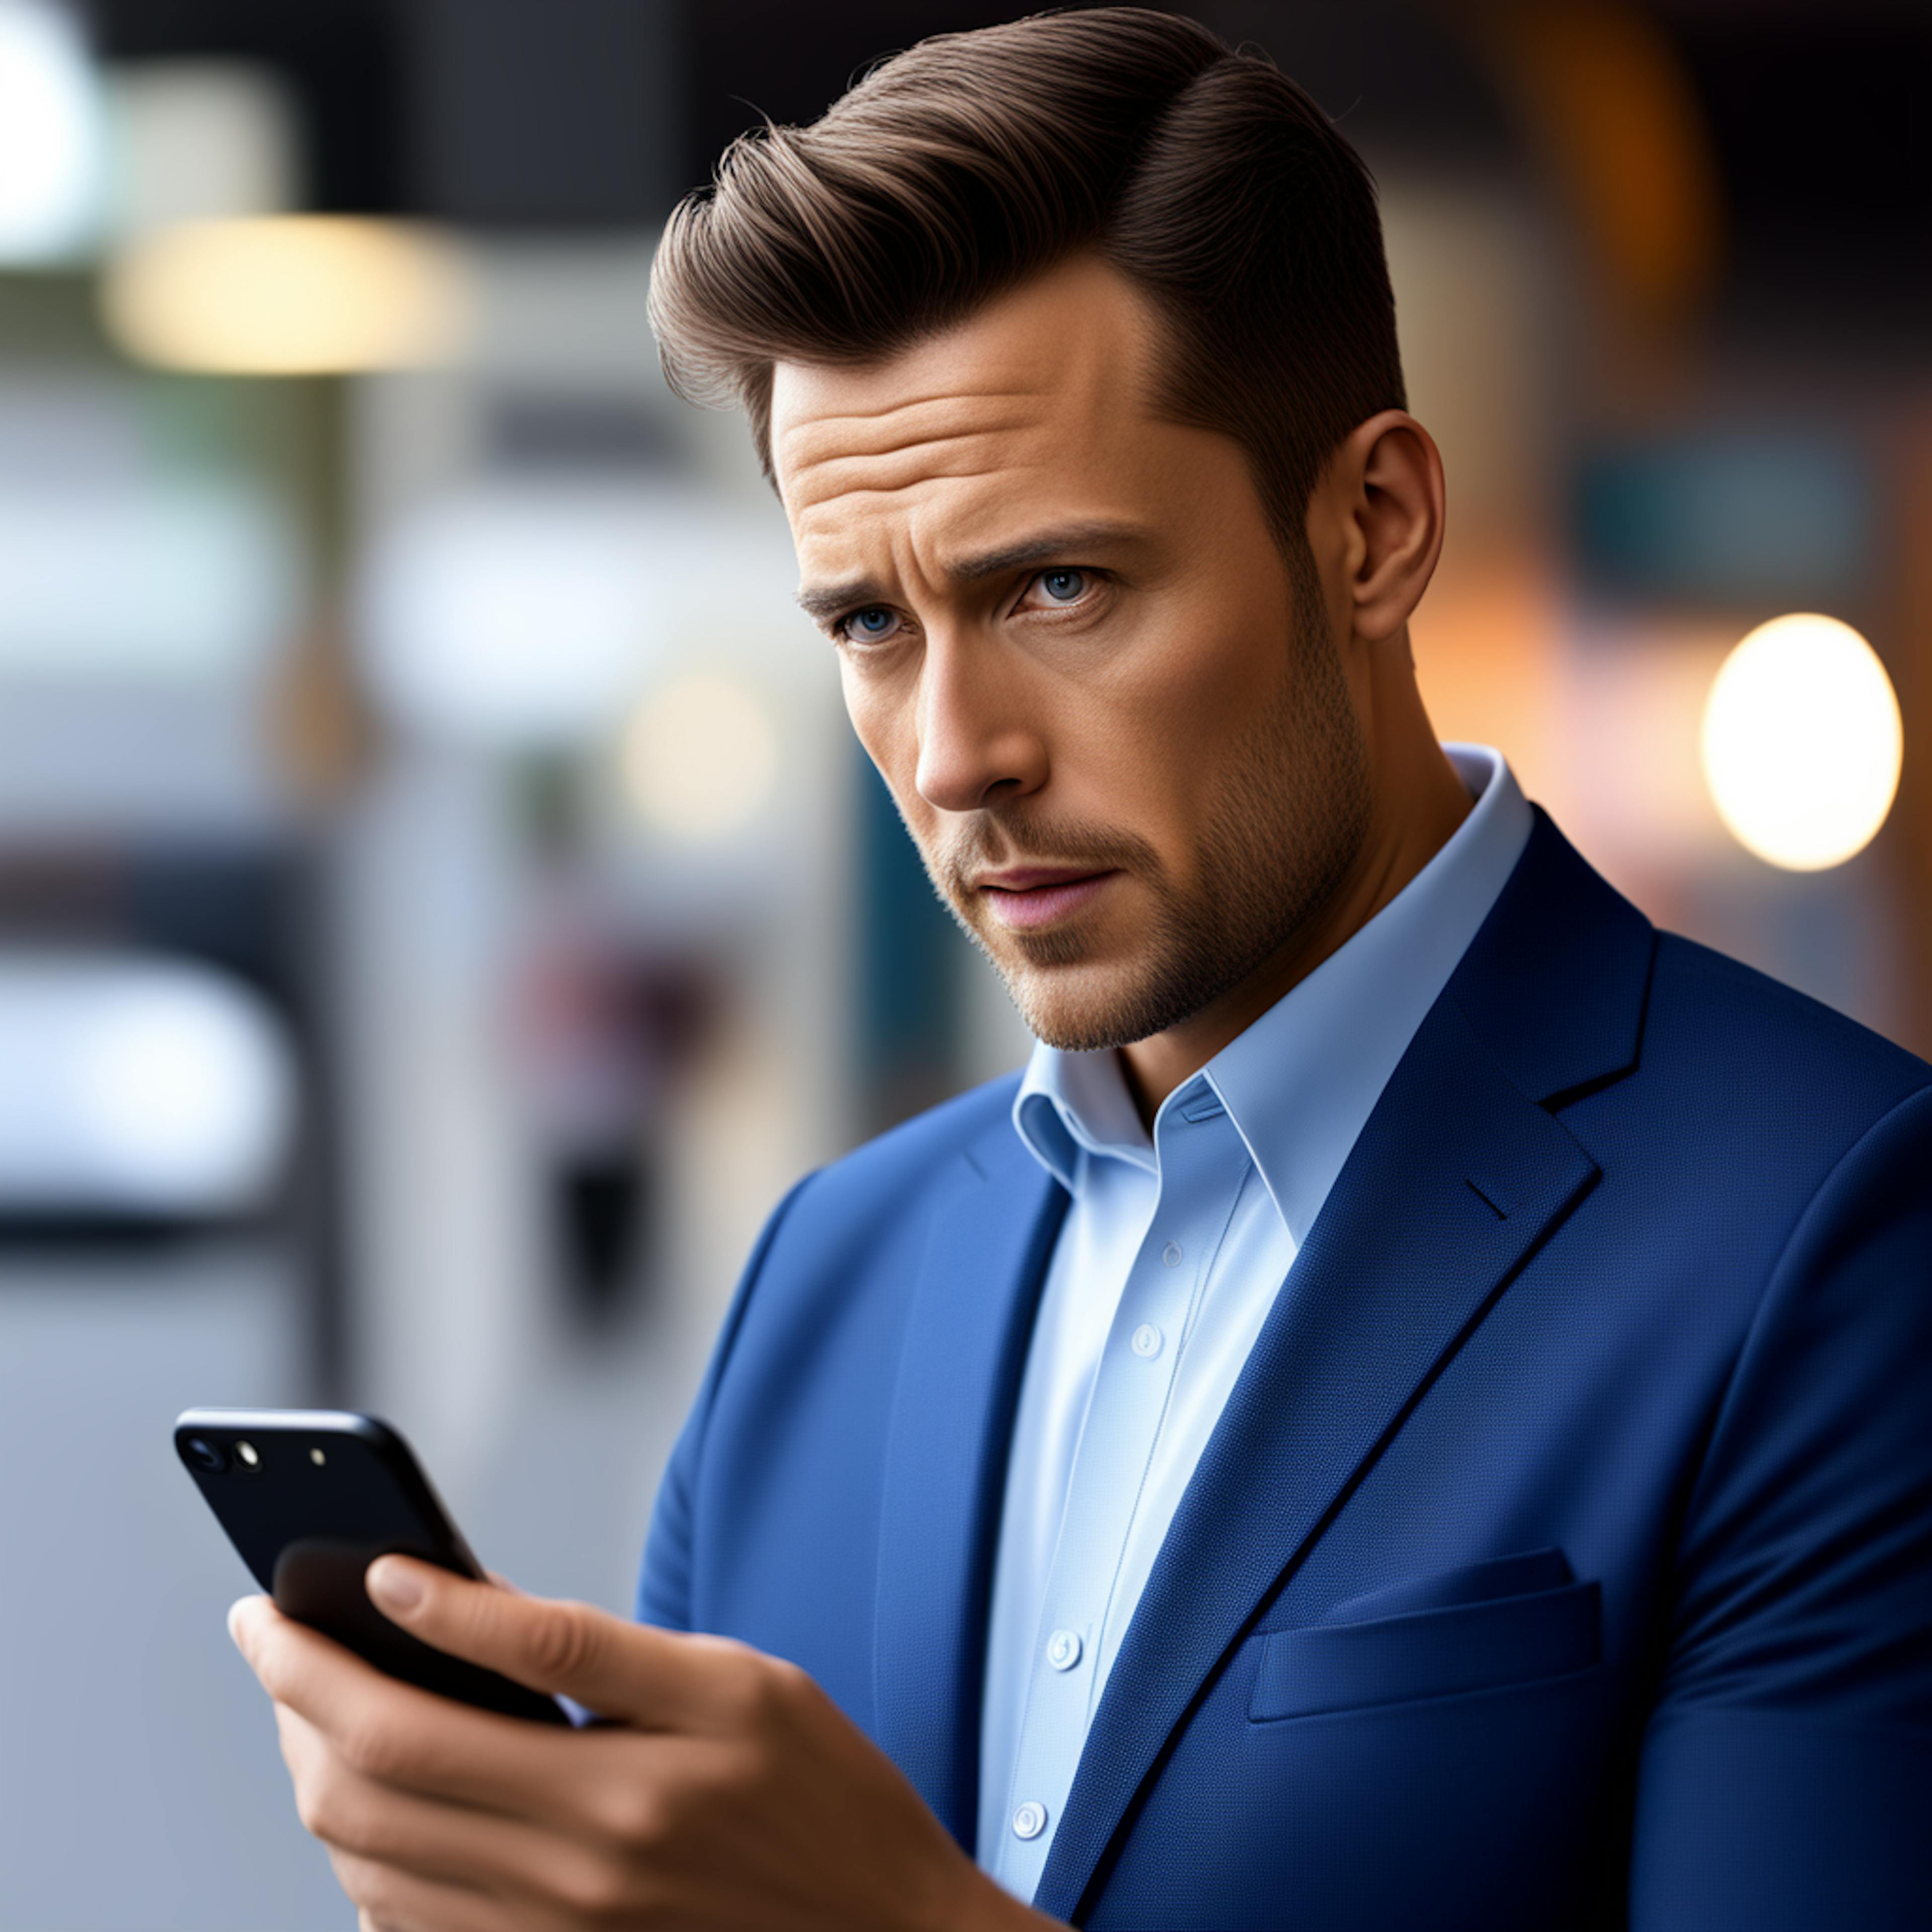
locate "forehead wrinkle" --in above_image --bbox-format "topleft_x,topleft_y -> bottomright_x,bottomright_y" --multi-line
776,373 -> 1071,458
793,474 -> 1023,540
785,434 -> 1058,516
781,413 -> 1056,489
789,419 -> 1043,468
780,384 -> 1056,434
790,446 -> 1075,554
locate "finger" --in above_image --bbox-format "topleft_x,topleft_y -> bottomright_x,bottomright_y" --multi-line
232,1592 -> 600,1822
365,1557 -> 753,1731
328,1849 -> 527,1932
276,1703 -> 623,1906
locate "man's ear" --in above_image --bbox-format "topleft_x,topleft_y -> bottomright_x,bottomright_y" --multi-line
1313,410 -> 1446,646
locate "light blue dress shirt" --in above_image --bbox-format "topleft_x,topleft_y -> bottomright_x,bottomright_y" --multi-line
977,744 -> 1535,1897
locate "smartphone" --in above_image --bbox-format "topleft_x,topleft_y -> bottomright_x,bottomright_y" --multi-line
175,1408 -> 569,1726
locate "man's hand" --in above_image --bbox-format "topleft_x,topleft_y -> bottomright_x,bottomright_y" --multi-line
229,1559 -> 1059,1932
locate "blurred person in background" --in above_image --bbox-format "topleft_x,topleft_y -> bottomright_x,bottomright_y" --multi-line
229,11 -> 1932,1929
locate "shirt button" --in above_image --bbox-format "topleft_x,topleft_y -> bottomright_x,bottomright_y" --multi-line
1046,1628 -> 1082,1670
1161,1241 -> 1183,1267
1132,1323 -> 1163,1358
1012,1801 -> 1048,1841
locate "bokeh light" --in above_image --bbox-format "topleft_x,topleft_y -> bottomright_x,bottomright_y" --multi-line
620,674 -> 780,842
360,486 -> 667,748
1700,613 -> 1902,871
0,0 -> 102,261
0,955 -> 296,1213
101,215 -> 471,374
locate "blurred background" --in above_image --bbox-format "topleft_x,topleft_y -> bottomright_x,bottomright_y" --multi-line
0,1 -> 1926,1923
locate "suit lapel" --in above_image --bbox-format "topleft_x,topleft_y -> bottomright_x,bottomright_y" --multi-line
872,1120 -> 1067,1851
1033,817 -> 1651,1922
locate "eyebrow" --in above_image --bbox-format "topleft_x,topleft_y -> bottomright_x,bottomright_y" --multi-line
793,520 -> 1149,623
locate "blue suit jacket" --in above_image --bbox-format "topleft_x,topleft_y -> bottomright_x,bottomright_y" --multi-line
638,814 -> 1932,1930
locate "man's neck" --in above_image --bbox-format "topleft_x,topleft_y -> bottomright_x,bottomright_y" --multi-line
1118,742 -> 1473,1126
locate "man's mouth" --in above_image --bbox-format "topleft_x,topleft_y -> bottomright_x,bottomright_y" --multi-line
974,866 -> 1119,931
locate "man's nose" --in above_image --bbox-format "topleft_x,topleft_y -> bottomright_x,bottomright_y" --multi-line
912,633 -> 1048,814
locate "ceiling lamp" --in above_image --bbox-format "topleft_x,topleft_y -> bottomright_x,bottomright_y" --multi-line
101,215 -> 471,375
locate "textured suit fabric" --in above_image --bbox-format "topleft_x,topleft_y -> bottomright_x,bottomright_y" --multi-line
638,812 -> 1932,1930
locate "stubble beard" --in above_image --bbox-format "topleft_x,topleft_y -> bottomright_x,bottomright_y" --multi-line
918,565 -> 1376,1053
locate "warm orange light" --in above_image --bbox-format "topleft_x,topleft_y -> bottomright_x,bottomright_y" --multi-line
1485,1 -> 1723,326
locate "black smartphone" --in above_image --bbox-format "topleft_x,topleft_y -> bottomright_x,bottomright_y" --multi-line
175,1408 -> 569,1726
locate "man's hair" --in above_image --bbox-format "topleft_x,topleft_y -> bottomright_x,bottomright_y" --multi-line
648,7 -> 1405,549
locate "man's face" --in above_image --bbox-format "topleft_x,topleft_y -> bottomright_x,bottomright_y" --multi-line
770,254 -> 1371,1052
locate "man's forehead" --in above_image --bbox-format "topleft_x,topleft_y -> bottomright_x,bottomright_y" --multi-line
774,380 -> 1068,526
769,256 -> 1162,505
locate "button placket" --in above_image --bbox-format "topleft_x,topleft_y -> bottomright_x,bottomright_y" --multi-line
991,1087 -> 1247,1897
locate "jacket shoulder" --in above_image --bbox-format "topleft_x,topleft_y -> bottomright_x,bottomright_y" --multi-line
1647,931 -> 1931,1110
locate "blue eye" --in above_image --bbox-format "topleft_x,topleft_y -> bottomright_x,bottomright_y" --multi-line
842,606 -> 899,643
1038,569 -> 1086,603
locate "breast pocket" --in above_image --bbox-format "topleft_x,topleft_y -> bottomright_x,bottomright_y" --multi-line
1249,1548 -> 1601,1723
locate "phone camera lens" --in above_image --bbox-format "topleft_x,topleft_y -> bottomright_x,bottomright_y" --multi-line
183,1436 -> 228,1474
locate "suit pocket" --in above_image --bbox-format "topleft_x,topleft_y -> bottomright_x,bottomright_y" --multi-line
1248,1578 -> 1601,1722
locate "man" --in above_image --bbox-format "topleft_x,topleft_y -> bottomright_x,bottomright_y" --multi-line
233,12 -> 1932,1928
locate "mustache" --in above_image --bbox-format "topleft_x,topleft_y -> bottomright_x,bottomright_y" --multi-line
934,811 -> 1163,900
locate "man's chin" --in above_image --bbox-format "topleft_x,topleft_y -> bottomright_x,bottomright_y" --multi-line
996,957 -> 1175,1056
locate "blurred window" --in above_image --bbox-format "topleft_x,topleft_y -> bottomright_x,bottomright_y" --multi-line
0,950 -> 296,1219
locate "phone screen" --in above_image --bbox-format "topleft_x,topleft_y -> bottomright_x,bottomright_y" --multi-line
176,1408 -> 569,1726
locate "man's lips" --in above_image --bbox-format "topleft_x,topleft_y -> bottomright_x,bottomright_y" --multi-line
975,866 -> 1119,931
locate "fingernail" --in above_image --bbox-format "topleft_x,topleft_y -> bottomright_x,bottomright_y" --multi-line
367,1558 -> 424,1614
226,1599 -> 250,1649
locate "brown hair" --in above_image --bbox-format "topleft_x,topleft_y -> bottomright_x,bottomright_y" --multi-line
648,7 -> 1405,549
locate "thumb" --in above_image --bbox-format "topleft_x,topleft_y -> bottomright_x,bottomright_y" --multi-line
365,1556 -> 707,1728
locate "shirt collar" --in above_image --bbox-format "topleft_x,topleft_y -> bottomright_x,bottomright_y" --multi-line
1012,745 -> 1534,1239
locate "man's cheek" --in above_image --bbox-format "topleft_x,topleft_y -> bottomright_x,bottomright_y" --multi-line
842,689 -> 914,793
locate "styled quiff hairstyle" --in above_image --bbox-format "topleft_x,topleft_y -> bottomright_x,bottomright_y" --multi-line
649,7 -> 1405,551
